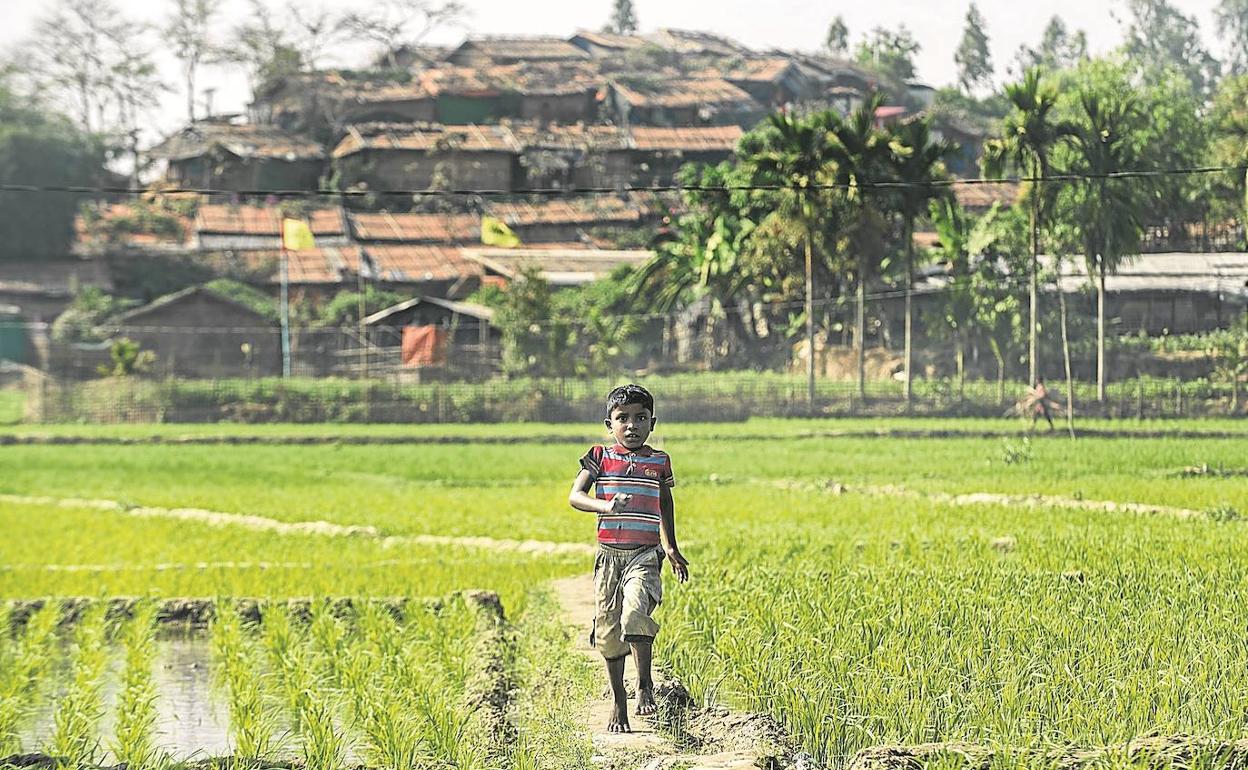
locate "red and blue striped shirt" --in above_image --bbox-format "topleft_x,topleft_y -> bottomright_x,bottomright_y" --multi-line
579,443 -> 676,547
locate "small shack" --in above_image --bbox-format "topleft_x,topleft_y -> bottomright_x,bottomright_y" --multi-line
603,77 -> 764,127
149,119 -> 325,192
109,281 -> 281,378
364,295 -> 498,371
332,123 -> 521,192
194,204 -> 349,250
446,37 -> 592,67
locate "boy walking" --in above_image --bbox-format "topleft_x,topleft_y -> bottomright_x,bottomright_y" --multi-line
569,384 -> 690,733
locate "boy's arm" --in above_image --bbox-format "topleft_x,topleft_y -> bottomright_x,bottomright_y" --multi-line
569,469 -> 629,514
659,484 -> 689,582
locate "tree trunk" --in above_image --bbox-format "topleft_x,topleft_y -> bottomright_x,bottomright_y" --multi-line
1029,198 -> 1039,387
990,340 -> 1005,406
903,218 -> 914,409
1058,282 -> 1076,439
805,233 -> 816,415
955,330 -> 965,401
856,252 -> 866,401
186,62 -> 196,122
1097,261 -> 1106,403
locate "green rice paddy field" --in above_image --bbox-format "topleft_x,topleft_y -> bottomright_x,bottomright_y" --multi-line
3,418 -> 1248,768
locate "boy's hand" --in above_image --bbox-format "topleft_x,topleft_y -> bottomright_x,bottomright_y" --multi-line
666,548 -> 689,583
601,494 -> 631,515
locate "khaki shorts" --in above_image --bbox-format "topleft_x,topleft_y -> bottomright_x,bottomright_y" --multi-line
590,543 -> 664,660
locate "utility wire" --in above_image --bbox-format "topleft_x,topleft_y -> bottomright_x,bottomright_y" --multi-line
1,164 -> 1245,199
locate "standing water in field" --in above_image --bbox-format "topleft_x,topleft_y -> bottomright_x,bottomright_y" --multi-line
20,635 -> 233,761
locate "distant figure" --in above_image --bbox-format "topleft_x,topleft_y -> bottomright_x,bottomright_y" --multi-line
1025,377 -> 1056,432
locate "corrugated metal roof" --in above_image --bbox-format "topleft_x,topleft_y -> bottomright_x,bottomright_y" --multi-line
195,205 -> 346,236
364,244 -> 485,283
954,181 -> 1022,210
1053,253 -> 1248,296
453,36 -> 592,61
487,197 -> 645,227
149,122 -> 324,162
610,77 -> 758,108
629,125 -> 742,151
364,295 -> 494,325
332,123 -> 521,158
216,247 -> 361,285
721,58 -> 795,83
510,122 -> 629,151
569,30 -> 649,51
460,247 -> 652,285
350,212 -> 480,242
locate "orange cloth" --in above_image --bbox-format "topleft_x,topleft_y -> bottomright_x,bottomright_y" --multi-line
401,326 -> 448,366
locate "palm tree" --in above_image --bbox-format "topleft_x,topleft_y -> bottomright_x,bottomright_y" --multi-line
984,67 -> 1076,387
748,110 -> 845,411
888,118 -> 954,406
1063,91 -> 1145,403
826,94 -> 894,401
634,163 -> 760,359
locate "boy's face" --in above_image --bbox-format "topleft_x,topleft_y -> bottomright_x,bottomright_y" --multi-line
606,402 -> 654,450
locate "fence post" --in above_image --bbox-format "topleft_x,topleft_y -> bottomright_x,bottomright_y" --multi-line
1136,379 -> 1144,420
1174,382 -> 1182,417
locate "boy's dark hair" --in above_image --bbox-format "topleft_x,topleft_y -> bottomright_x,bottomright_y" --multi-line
605,384 -> 654,417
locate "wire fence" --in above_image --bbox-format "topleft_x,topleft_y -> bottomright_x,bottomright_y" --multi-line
21,369 -> 1244,424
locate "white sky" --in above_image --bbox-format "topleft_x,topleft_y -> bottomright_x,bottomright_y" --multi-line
0,0 -> 1229,143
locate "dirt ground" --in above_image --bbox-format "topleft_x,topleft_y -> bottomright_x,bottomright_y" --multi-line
550,573 -> 802,770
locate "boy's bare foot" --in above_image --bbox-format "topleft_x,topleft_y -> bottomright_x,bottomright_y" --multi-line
636,686 -> 657,716
608,699 -> 631,732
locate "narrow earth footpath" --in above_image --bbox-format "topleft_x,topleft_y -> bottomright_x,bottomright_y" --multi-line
550,573 -> 795,770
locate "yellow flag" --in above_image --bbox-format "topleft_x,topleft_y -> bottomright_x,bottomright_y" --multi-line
282,218 -> 316,251
480,215 -> 521,247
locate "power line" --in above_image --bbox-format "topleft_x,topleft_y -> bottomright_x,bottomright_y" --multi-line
1,164 -> 1245,199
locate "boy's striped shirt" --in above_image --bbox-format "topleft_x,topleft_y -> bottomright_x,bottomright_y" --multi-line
580,443 -> 675,547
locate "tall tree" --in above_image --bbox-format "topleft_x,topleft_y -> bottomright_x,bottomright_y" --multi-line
1118,0 -> 1220,99
165,0 -> 216,123
338,0 -> 466,70
827,95 -> 894,400
748,111 -> 846,409
1211,74 -> 1248,233
1217,0 -> 1248,75
606,0 -> 639,35
25,0 -> 126,133
855,26 -> 921,83
1064,92 -> 1145,403
888,118 -> 954,406
221,0 -> 304,92
0,77 -> 106,260
1014,16 -> 1088,75
984,67 -> 1076,387
825,16 -> 849,57
955,3 -> 993,94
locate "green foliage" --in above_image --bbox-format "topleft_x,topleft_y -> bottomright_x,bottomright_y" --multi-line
955,3 -> 994,94
1014,16 -> 1088,74
854,25 -> 921,83
202,278 -> 280,322
78,199 -> 187,244
316,285 -> 405,328
0,79 -> 106,260
825,15 -> 849,57
98,337 -> 156,378
998,436 -> 1033,464
47,602 -> 110,769
1217,0 -> 1248,75
110,602 -> 163,770
606,0 -> 638,34
51,287 -> 135,343
1118,0 -> 1221,99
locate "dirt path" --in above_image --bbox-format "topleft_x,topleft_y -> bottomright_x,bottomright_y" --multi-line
550,574 -> 782,770
0,493 -> 593,556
